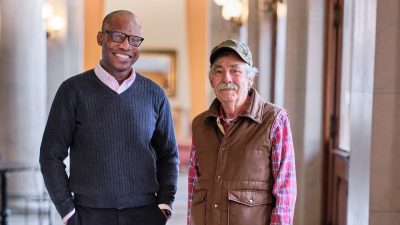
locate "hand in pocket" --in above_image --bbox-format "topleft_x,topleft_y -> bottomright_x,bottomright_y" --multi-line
67,213 -> 78,225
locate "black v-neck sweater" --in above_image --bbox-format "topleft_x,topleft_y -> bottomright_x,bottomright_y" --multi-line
40,70 -> 179,217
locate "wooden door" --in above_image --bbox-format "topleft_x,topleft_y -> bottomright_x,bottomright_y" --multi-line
323,0 -> 349,224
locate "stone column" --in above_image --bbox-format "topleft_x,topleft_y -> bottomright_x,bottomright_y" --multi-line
0,0 -> 46,195
46,0 -> 83,111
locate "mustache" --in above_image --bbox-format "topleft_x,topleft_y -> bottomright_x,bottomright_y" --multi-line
217,82 -> 238,91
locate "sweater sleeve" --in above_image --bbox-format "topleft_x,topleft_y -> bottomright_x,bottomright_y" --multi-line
39,81 -> 76,218
151,94 -> 179,207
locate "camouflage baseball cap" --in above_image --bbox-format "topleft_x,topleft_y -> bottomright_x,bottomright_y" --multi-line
210,39 -> 253,66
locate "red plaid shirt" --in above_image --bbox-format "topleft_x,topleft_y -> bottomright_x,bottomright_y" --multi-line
187,109 -> 297,225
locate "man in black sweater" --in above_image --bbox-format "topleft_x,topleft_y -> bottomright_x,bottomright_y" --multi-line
40,10 -> 179,225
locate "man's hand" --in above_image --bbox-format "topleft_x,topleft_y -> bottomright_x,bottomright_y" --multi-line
161,208 -> 172,220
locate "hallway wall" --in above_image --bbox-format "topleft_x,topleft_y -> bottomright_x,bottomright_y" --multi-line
370,0 -> 400,224
283,0 -> 325,224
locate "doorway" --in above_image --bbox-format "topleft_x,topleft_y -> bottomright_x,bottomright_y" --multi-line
323,0 -> 350,224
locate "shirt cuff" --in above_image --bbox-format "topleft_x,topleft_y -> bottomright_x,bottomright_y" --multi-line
62,208 -> 75,224
158,203 -> 172,211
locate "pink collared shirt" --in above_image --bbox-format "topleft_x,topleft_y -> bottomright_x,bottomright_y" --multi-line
94,62 -> 136,94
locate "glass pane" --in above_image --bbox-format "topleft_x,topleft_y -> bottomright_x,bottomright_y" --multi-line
338,85 -> 350,151
338,0 -> 353,152
338,57 -> 351,151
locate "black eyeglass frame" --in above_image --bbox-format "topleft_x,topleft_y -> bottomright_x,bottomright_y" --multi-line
103,30 -> 144,47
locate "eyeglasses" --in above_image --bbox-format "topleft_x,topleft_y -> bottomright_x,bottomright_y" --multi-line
103,30 -> 144,47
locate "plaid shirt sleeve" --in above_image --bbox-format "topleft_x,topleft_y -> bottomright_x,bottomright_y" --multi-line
187,138 -> 198,225
270,110 -> 297,225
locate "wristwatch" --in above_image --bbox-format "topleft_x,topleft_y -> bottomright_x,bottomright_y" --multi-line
162,208 -> 172,219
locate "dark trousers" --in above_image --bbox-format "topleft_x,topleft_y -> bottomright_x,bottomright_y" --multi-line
67,203 -> 167,225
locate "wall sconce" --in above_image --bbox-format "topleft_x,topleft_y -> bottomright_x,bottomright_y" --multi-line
262,0 -> 284,13
42,3 -> 65,38
214,0 -> 248,25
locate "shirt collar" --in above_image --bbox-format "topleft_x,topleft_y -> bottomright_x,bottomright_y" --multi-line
94,61 -> 136,94
203,88 -> 264,124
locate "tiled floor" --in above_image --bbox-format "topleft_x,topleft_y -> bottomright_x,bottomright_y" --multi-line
8,172 -> 188,225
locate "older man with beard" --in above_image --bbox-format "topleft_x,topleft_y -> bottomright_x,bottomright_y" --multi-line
187,39 -> 297,225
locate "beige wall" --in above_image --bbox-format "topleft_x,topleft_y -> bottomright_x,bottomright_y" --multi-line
370,0 -> 400,224
187,0 -> 208,121
283,0 -> 325,224
84,0 -> 103,71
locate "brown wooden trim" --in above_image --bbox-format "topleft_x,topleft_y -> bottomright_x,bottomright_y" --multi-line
330,152 -> 349,225
322,0 -> 345,224
333,0 -> 344,149
269,6 -> 278,102
322,0 -> 336,223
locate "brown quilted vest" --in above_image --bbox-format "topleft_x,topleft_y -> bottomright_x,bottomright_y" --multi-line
191,89 -> 282,225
